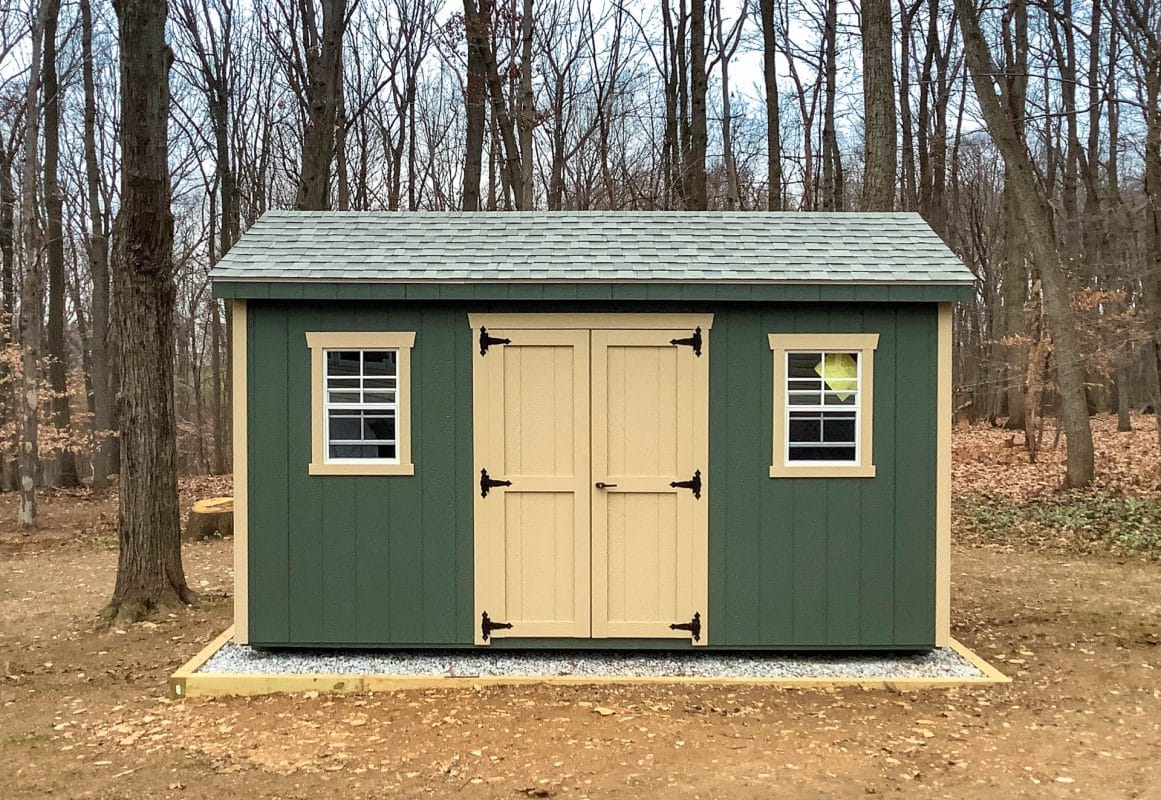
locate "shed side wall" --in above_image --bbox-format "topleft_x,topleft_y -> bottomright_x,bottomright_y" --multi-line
245,300 -> 937,648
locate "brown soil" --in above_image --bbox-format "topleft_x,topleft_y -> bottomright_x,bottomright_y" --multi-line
0,487 -> 1158,799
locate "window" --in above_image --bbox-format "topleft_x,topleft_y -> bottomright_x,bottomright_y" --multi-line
768,333 -> 878,478
306,332 -> 415,476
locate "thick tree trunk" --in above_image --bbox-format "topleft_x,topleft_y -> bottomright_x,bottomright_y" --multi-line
819,0 -> 841,210
518,0 -> 534,210
688,0 -> 707,209
758,0 -> 782,210
105,0 -> 193,622
956,0 -> 1094,488
860,0 -> 896,211
294,0 -> 346,211
462,0 -> 487,211
81,0 -> 117,492
42,0 -> 78,488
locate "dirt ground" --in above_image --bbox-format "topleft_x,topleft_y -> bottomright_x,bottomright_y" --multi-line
2,433 -> 1161,798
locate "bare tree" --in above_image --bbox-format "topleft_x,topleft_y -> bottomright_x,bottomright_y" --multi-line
80,0 -> 117,491
104,0 -> 193,621
17,0 -> 52,528
860,0 -> 896,210
758,0 -> 783,210
42,0 -> 77,487
956,0 -> 1095,487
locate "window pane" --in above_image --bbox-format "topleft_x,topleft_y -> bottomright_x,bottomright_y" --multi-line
788,391 -> 821,406
362,415 -> 396,441
330,443 -> 396,460
328,413 -> 362,441
823,391 -> 857,406
823,416 -> 856,443
788,352 -> 822,379
363,350 -> 396,376
326,351 -> 361,377
788,415 -> 821,443
788,445 -> 856,462
323,348 -> 401,461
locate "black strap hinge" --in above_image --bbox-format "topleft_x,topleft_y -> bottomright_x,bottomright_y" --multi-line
670,612 -> 702,642
479,326 -> 511,356
480,468 -> 512,498
669,327 -> 702,357
481,611 -> 513,641
670,469 -> 702,499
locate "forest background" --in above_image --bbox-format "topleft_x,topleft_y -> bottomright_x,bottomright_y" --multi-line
0,0 -> 1159,520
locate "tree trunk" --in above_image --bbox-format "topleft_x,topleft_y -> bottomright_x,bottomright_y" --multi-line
758,0 -> 782,210
688,0 -> 707,209
0,142 -> 16,491
477,0 -> 524,208
462,0 -> 487,211
81,0 -> 116,492
294,0 -> 347,211
518,0 -> 534,210
18,1 -> 51,529
42,0 -> 78,488
860,0 -> 896,211
820,0 -> 840,210
105,0 -> 193,622
956,0 -> 1094,488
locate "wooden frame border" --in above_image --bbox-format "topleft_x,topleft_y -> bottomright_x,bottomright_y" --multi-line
305,331 -> 416,476
169,625 -> 237,698
231,301 -> 249,644
169,629 -> 1008,698
768,333 -> 879,479
936,304 -> 953,646
467,313 -> 714,331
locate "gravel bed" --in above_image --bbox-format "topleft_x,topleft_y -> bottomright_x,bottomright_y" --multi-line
201,643 -> 984,680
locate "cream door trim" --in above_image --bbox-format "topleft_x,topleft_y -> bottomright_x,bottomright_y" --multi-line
935,304 -> 953,647
768,333 -> 879,479
468,313 -> 714,331
231,300 -> 249,644
305,331 -> 416,476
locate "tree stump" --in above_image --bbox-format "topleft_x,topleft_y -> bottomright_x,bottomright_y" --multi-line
184,497 -> 234,541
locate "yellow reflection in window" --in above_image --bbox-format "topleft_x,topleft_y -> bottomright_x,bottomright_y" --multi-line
815,352 -> 858,400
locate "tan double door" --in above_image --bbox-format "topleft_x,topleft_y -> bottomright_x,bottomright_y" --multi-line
472,318 -> 709,645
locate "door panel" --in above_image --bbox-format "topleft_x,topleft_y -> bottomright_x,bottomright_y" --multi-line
591,330 -> 709,642
473,330 -> 591,642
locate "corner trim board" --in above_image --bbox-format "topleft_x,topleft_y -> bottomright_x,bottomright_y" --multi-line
231,301 -> 249,644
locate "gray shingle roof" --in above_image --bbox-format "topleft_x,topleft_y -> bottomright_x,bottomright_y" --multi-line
210,211 -> 974,285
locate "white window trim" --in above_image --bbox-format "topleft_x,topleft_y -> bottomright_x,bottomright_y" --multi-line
306,331 -> 416,476
769,333 -> 878,479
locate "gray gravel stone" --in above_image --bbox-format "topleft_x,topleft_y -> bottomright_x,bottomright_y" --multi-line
201,643 -> 984,680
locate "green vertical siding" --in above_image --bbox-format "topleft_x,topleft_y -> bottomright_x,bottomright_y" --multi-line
707,303 -> 937,648
246,300 -> 937,649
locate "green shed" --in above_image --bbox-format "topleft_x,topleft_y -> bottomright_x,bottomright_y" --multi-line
211,211 -> 973,651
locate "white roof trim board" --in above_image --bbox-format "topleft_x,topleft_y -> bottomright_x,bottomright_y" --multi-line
210,211 -> 975,286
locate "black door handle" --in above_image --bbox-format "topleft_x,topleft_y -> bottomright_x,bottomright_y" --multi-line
594,482 -> 618,489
